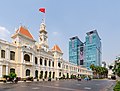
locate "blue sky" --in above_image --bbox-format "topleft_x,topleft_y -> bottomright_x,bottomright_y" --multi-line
0,0 -> 120,65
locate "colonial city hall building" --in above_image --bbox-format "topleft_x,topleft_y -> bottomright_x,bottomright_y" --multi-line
0,21 -> 92,80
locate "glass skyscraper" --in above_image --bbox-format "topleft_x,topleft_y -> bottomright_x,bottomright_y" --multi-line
84,30 -> 101,69
69,36 -> 84,65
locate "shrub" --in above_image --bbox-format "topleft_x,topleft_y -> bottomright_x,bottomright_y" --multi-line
26,77 -> 33,81
81,75 -> 86,79
3,75 -> 10,79
59,77 -> 64,80
113,81 -> 120,91
9,72 -> 17,79
70,74 -> 77,79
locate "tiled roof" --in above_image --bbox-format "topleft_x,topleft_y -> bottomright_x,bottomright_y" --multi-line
52,45 -> 62,53
16,26 -> 34,39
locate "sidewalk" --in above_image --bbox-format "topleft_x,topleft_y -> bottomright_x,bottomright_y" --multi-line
105,81 -> 116,91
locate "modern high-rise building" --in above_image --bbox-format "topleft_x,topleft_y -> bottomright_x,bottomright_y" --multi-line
69,36 -> 84,65
84,30 -> 101,69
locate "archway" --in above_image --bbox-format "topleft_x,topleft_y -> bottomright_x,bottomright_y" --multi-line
67,73 -> 69,79
49,71 -> 51,78
52,72 -> 55,79
26,69 -> 30,76
40,71 -> 43,79
35,70 -> 38,78
44,71 -> 47,79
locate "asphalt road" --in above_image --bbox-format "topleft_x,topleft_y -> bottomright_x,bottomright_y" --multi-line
0,79 -> 115,91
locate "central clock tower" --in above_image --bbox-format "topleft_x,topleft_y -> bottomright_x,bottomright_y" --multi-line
39,21 -> 49,51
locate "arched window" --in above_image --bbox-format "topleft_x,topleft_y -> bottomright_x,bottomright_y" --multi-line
53,72 -> 55,79
10,68 -> 15,73
40,71 -> 43,79
44,71 -> 47,79
49,71 -> 51,78
35,70 -> 38,78
67,73 -> 69,78
40,58 -> 42,65
26,69 -> 30,76
35,57 -> 37,64
58,62 -> 61,67
44,59 -> 47,66
59,72 -> 61,76
52,61 -> 54,67
1,50 -> 5,58
10,51 -> 15,60
24,54 -> 30,62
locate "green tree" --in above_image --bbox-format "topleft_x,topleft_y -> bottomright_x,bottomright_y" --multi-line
90,64 -> 97,78
113,60 -> 120,77
9,72 -> 17,79
90,64 -> 108,78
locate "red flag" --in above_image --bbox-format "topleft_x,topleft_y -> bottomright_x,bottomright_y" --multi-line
39,8 -> 45,13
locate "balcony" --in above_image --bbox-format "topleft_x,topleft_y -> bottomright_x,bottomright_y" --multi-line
24,61 -> 33,66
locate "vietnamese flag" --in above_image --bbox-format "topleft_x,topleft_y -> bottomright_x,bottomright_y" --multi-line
39,8 -> 45,13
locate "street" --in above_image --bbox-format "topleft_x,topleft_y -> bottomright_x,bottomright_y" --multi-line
0,79 -> 115,91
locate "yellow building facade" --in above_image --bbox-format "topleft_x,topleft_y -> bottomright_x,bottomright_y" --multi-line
0,22 -> 92,80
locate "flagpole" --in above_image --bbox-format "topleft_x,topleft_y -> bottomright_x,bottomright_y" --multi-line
39,8 -> 46,24
43,12 -> 45,24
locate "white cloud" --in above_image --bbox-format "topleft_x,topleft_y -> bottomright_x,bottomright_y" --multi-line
52,31 -> 58,35
0,26 -> 10,41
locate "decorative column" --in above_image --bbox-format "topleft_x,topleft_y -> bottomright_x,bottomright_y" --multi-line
38,58 -> 40,66
61,61 -> 63,69
51,71 -> 53,79
32,54 -> 34,65
42,58 -> 44,67
21,51 -> 24,63
0,65 -> 2,78
6,65 -> 8,75
6,47 -> 10,60
47,59 -> 49,67
43,71 -> 45,79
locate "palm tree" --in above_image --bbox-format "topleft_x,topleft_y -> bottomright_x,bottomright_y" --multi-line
90,64 -> 97,78
90,64 -> 108,78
